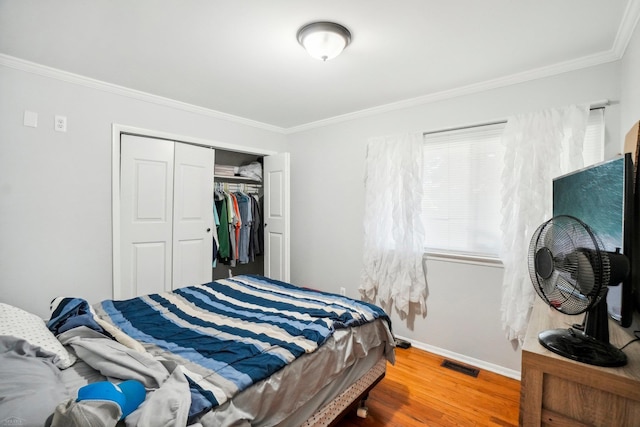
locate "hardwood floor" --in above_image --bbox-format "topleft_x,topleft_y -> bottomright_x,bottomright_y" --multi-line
337,346 -> 521,427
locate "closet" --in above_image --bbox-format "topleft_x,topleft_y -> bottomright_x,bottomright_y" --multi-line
212,149 -> 290,282
212,149 -> 265,280
115,130 -> 289,300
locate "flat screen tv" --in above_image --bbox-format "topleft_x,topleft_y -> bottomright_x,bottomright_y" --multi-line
552,153 -> 635,327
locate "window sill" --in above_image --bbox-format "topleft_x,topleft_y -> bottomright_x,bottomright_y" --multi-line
424,251 -> 503,268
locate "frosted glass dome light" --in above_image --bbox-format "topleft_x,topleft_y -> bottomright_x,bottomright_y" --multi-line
297,22 -> 351,61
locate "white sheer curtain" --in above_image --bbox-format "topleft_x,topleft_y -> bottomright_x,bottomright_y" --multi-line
500,104 -> 589,343
360,132 -> 428,317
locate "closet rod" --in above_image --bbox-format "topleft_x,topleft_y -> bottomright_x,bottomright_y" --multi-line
215,182 -> 261,194
423,99 -> 610,136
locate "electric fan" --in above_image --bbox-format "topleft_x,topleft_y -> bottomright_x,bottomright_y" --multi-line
528,215 -> 629,367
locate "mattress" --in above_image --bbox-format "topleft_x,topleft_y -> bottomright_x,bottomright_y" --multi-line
200,318 -> 393,426
49,320 -> 391,427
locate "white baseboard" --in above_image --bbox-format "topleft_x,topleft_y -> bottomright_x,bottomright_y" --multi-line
394,335 -> 521,381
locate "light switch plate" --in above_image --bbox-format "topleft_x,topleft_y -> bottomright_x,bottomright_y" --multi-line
24,110 -> 38,128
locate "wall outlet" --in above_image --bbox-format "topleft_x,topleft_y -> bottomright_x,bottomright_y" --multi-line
339,287 -> 346,296
55,115 -> 67,132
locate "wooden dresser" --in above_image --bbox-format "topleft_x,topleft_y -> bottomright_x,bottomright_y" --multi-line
520,299 -> 640,426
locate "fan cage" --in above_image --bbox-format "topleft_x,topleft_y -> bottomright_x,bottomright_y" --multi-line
528,215 -> 609,315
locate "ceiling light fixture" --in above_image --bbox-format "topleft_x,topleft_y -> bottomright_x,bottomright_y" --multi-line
297,21 -> 351,61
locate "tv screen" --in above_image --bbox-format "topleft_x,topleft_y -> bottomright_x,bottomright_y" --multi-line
552,154 -> 634,327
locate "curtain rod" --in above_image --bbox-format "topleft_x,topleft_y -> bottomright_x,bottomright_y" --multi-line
423,99 -> 610,136
423,120 -> 506,136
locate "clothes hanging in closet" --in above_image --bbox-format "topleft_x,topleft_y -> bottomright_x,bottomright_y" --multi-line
212,203 -> 220,268
235,192 -> 251,264
249,195 -> 263,262
214,187 -> 262,266
214,192 -> 231,264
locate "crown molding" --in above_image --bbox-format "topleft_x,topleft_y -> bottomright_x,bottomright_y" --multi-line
612,0 -> 640,57
284,49 -> 623,134
0,54 -> 286,134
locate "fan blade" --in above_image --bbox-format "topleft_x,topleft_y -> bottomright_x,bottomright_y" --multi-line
541,270 -> 561,297
553,251 -> 575,275
542,227 -> 562,255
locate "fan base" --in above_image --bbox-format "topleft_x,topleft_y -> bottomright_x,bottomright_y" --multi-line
538,328 -> 627,367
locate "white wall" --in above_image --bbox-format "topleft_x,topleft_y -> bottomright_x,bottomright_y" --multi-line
0,64 -> 286,319
286,61 -> 623,375
621,15 -> 640,135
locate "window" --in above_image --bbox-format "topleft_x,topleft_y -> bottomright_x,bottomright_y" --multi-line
422,108 -> 605,259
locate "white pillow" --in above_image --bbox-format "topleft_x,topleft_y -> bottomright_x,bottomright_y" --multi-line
0,303 -> 76,369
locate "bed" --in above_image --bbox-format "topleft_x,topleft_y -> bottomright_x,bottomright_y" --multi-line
0,275 -> 394,426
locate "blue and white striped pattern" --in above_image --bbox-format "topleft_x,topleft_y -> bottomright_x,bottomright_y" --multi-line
97,275 -> 389,408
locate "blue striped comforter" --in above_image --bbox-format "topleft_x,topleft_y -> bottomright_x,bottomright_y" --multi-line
95,275 -> 390,408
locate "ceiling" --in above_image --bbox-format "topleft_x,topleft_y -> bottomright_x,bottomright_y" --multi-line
0,1 -> 637,131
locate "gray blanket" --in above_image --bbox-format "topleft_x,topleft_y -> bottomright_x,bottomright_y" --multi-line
0,336 -> 69,427
54,327 -> 191,427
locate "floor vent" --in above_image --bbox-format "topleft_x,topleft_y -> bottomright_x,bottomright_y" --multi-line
441,359 -> 480,378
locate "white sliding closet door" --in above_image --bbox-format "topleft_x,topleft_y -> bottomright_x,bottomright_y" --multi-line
120,135 -> 175,298
173,143 -> 215,288
263,153 -> 290,282
120,134 -> 214,299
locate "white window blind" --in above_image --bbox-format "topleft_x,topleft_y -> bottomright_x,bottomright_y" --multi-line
583,107 -> 605,167
422,123 -> 506,258
422,109 -> 605,259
